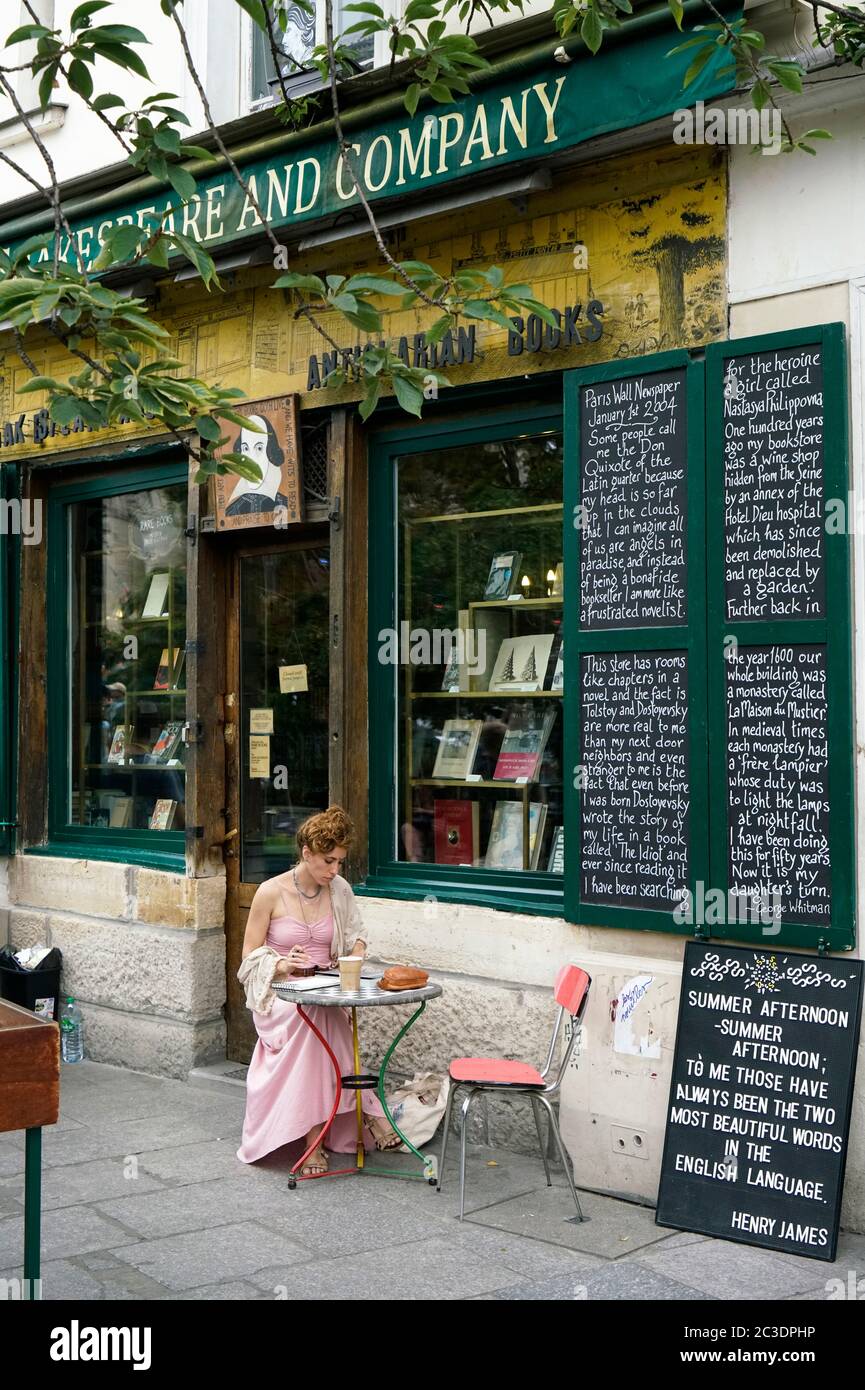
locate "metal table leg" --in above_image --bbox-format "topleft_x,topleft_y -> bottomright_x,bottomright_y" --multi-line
372,1000 -> 437,1183
23,1127 -> 41,1300
288,1004 -> 349,1187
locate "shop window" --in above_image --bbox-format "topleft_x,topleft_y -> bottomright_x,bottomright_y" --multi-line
368,408 -> 567,915
46,465 -> 188,865
367,326 -> 854,946
249,2 -> 374,106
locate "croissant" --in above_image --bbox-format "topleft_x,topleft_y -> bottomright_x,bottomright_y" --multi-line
378,966 -> 429,992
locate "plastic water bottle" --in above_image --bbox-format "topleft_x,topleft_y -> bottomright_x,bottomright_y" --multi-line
60,997 -> 84,1063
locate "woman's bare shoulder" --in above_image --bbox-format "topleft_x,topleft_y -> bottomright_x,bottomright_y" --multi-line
251,874 -> 291,909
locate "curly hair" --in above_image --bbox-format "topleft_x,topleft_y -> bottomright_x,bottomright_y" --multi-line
297,805 -> 355,856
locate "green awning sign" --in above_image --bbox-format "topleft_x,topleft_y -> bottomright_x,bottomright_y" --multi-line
1,23 -> 736,269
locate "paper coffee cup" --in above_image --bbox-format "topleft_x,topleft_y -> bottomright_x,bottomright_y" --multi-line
339,955 -> 363,991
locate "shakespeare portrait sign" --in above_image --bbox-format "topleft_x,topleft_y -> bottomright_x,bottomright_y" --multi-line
212,395 -> 302,532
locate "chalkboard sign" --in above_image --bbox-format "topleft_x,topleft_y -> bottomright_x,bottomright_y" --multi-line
727,645 -> 831,925
580,368 -> 687,629
580,650 -> 689,909
723,345 -> 825,623
657,942 -> 863,1261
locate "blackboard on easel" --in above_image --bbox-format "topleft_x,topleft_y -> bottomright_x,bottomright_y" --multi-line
657,941 -> 863,1261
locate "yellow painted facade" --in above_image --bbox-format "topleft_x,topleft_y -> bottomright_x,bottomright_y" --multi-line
0,144 -> 726,460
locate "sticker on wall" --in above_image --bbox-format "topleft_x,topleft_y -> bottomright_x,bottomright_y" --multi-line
249,735 -> 271,778
279,664 -> 308,693
249,708 -> 274,734
613,974 -> 661,1058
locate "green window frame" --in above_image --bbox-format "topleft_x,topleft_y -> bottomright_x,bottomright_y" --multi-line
40,461 -> 189,872
364,404 -> 567,917
366,327 -> 854,951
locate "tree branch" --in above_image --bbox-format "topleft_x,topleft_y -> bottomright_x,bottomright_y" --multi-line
20,0 -> 132,156
322,0 -> 441,307
0,70 -> 86,277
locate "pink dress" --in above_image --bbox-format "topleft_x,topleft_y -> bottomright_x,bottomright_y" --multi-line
237,909 -> 387,1163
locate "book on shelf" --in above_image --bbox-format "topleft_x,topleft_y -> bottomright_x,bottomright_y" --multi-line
141,572 -> 170,619
483,551 -> 522,601
440,609 -> 470,692
547,825 -> 564,874
485,802 -> 547,870
489,633 -> 556,693
109,796 -> 134,829
493,705 -> 557,781
433,799 -> 480,866
551,640 -> 564,692
153,647 -> 183,691
171,646 -> 186,689
106,725 -> 132,765
431,718 -> 483,779
149,799 -> 178,831
147,721 -> 184,764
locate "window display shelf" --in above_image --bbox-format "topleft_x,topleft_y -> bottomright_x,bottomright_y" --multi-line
411,690 -> 561,700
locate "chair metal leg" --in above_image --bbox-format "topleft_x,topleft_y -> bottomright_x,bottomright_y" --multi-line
436,1079 -> 458,1193
531,1095 -> 552,1187
458,1088 -> 478,1221
536,1093 -> 584,1221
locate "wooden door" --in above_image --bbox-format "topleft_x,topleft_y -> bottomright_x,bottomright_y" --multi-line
224,534 -> 331,1061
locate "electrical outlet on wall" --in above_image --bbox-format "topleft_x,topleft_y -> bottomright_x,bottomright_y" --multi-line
611,1125 -> 649,1159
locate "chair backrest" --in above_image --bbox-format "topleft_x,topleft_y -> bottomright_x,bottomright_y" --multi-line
543,966 -> 592,1095
554,965 -> 590,1021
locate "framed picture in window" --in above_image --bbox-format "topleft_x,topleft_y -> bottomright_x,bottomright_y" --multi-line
211,394 -> 303,533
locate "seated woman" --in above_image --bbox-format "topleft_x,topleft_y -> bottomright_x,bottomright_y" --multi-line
236,805 -> 400,1176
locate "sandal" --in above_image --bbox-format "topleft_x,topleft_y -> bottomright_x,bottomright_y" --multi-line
366,1116 -> 403,1151
300,1145 -> 329,1177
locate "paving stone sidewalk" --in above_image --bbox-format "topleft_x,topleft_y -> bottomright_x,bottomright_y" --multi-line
0,1061 -> 861,1301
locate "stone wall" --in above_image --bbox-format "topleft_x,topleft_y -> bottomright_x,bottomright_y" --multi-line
2,855 -> 226,1078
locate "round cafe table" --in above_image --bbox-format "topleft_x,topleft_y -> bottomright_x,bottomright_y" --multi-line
270,973 -> 443,1188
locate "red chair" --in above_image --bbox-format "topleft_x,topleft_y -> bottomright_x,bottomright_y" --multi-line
436,965 -> 591,1220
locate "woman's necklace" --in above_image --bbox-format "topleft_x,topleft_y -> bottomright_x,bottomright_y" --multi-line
293,866 -> 322,901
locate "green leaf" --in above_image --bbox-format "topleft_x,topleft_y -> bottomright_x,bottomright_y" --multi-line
5,24 -> 53,46
358,377 -> 382,422
166,165 -> 197,201
71,1 -> 112,28
462,299 -> 515,331
18,376 -> 62,394
343,1 -> 386,12
799,128 -> 832,141
581,6 -> 604,54
92,223 -> 146,270
273,273 -> 327,295
423,315 -> 452,345
405,0 -> 439,18
80,23 -> 149,44
90,42 -> 150,80
668,0 -> 684,28
392,374 -> 424,417
12,232 -> 55,265
344,275 -> 405,296
221,451 -> 263,482
232,0 -> 267,28
751,79 -> 770,111
341,301 -> 383,333
67,58 -> 94,99
92,92 -> 124,110
195,415 -> 223,442
145,235 -> 170,270
154,126 -> 182,155
767,60 -> 803,93
50,396 -> 84,427
37,63 -> 59,109
405,82 -> 421,116
682,45 -> 714,87
428,82 -> 453,102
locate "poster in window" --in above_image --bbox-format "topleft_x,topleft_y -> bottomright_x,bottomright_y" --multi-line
211,394 -> 303,532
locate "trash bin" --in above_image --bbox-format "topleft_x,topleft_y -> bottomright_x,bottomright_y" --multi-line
0,949 -> 63,1022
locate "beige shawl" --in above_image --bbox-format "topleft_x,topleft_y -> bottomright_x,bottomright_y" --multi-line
236,873 -> 368,1015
